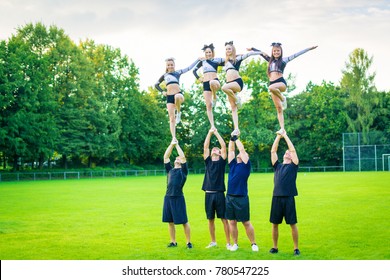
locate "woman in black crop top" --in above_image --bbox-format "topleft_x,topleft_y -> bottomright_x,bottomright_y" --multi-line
155,57 -> 200,142
248,43 -> 317,134
193,44 -> 224,130
222,41 -> 260,136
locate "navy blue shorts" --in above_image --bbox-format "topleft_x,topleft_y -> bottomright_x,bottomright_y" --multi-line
205,192 -> 226,219
163,195 -> 188,224
225,195 -> 250,222
270,196 -> 297,224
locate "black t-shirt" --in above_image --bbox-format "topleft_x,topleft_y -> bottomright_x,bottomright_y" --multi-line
273,161 -> 298,196
165,162 -> 188,196
202,156 -> 226,192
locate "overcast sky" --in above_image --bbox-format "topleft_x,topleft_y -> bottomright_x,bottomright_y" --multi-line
1,0 -> 389,94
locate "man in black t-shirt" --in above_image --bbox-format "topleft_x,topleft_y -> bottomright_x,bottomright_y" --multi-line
202,128 -> 231,249
162,140 -> 192,249
269,130 -> 300,256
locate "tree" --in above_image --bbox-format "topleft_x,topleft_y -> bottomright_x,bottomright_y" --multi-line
341,48 -> 379,144
372,90 -> 390,136
44,28 -> 95,169
120,85 -> 169,166
2,23 -> 60,170
0,40 -> 8,168
79,40 -> 123,167
288,82 -> 348,166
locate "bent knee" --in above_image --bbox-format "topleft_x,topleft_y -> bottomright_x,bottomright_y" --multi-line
269,86 -> 278,93
221,84 -> 229,92
175,94 -> 184,102
210,80 -> 220,89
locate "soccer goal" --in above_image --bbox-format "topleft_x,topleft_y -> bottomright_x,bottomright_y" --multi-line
342,132 -> 390,171
382,154 -> 390,171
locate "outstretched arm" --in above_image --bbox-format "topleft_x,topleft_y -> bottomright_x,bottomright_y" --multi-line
203,128 -> 214,160
228,139 -> 235,164
281,131 -> 299,165
247,47 -> 263,53
271,134 -> 282,166
178,58 -> 201,75
237,50 -> 261,61
235,139 -> 249,164
175,143 -> 186,164
285,45 -> 318,62
247,47 -> 270,61
164,141 -> 176,163
214,129 -> 227,160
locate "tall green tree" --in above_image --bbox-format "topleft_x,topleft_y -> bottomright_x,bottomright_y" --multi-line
120,85 -> 168,166
288,82 -> 348,166
44,27 -> 94,169
0,41 -> 8,151
2,23 -> 60,170
372,90 -> 390,135
341,48 -> 379,144
79,41 -> 123,167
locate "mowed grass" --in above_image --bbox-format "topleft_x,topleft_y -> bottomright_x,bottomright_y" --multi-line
0,172 -> 389,260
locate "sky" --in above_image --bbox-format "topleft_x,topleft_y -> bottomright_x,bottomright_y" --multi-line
0,0 -> 389,94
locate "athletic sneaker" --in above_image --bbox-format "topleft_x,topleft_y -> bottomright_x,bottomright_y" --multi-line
269,248 -> 278,254
251,243 -> 259,252
230,243 -> 239,251
226,243 -> 232,250
175,111 -> 181,124
206,242 -> 217,248
232,128 -> 240,136
167,242 -> 177,248
281,96 -> 287,110
211,96 -> 217,108
235,95 -> 242,108
294,249 -> 300,256
186,242 -> 193,249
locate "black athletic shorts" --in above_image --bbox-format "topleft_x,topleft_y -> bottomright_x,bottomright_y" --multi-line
205,192 -> 226,220
203,78 -> 220,91
166,92 -> 182,104
269,77 -> 287,86
162,195 -> 188,224
270,196 -> 297,224
225,194 -> 250,222
227,78 -> 243,91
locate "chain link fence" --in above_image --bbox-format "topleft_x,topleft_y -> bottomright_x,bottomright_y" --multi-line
343,132 -> 390,171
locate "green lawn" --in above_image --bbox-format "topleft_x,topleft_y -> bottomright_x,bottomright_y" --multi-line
0,172 -> 389,260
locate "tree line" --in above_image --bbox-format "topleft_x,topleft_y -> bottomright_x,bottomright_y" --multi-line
0,23 -> 389,171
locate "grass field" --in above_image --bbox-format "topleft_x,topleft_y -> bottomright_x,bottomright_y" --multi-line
0,172 -> 389,260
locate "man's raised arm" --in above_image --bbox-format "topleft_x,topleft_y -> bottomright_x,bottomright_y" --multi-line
271,134 -> 282,166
